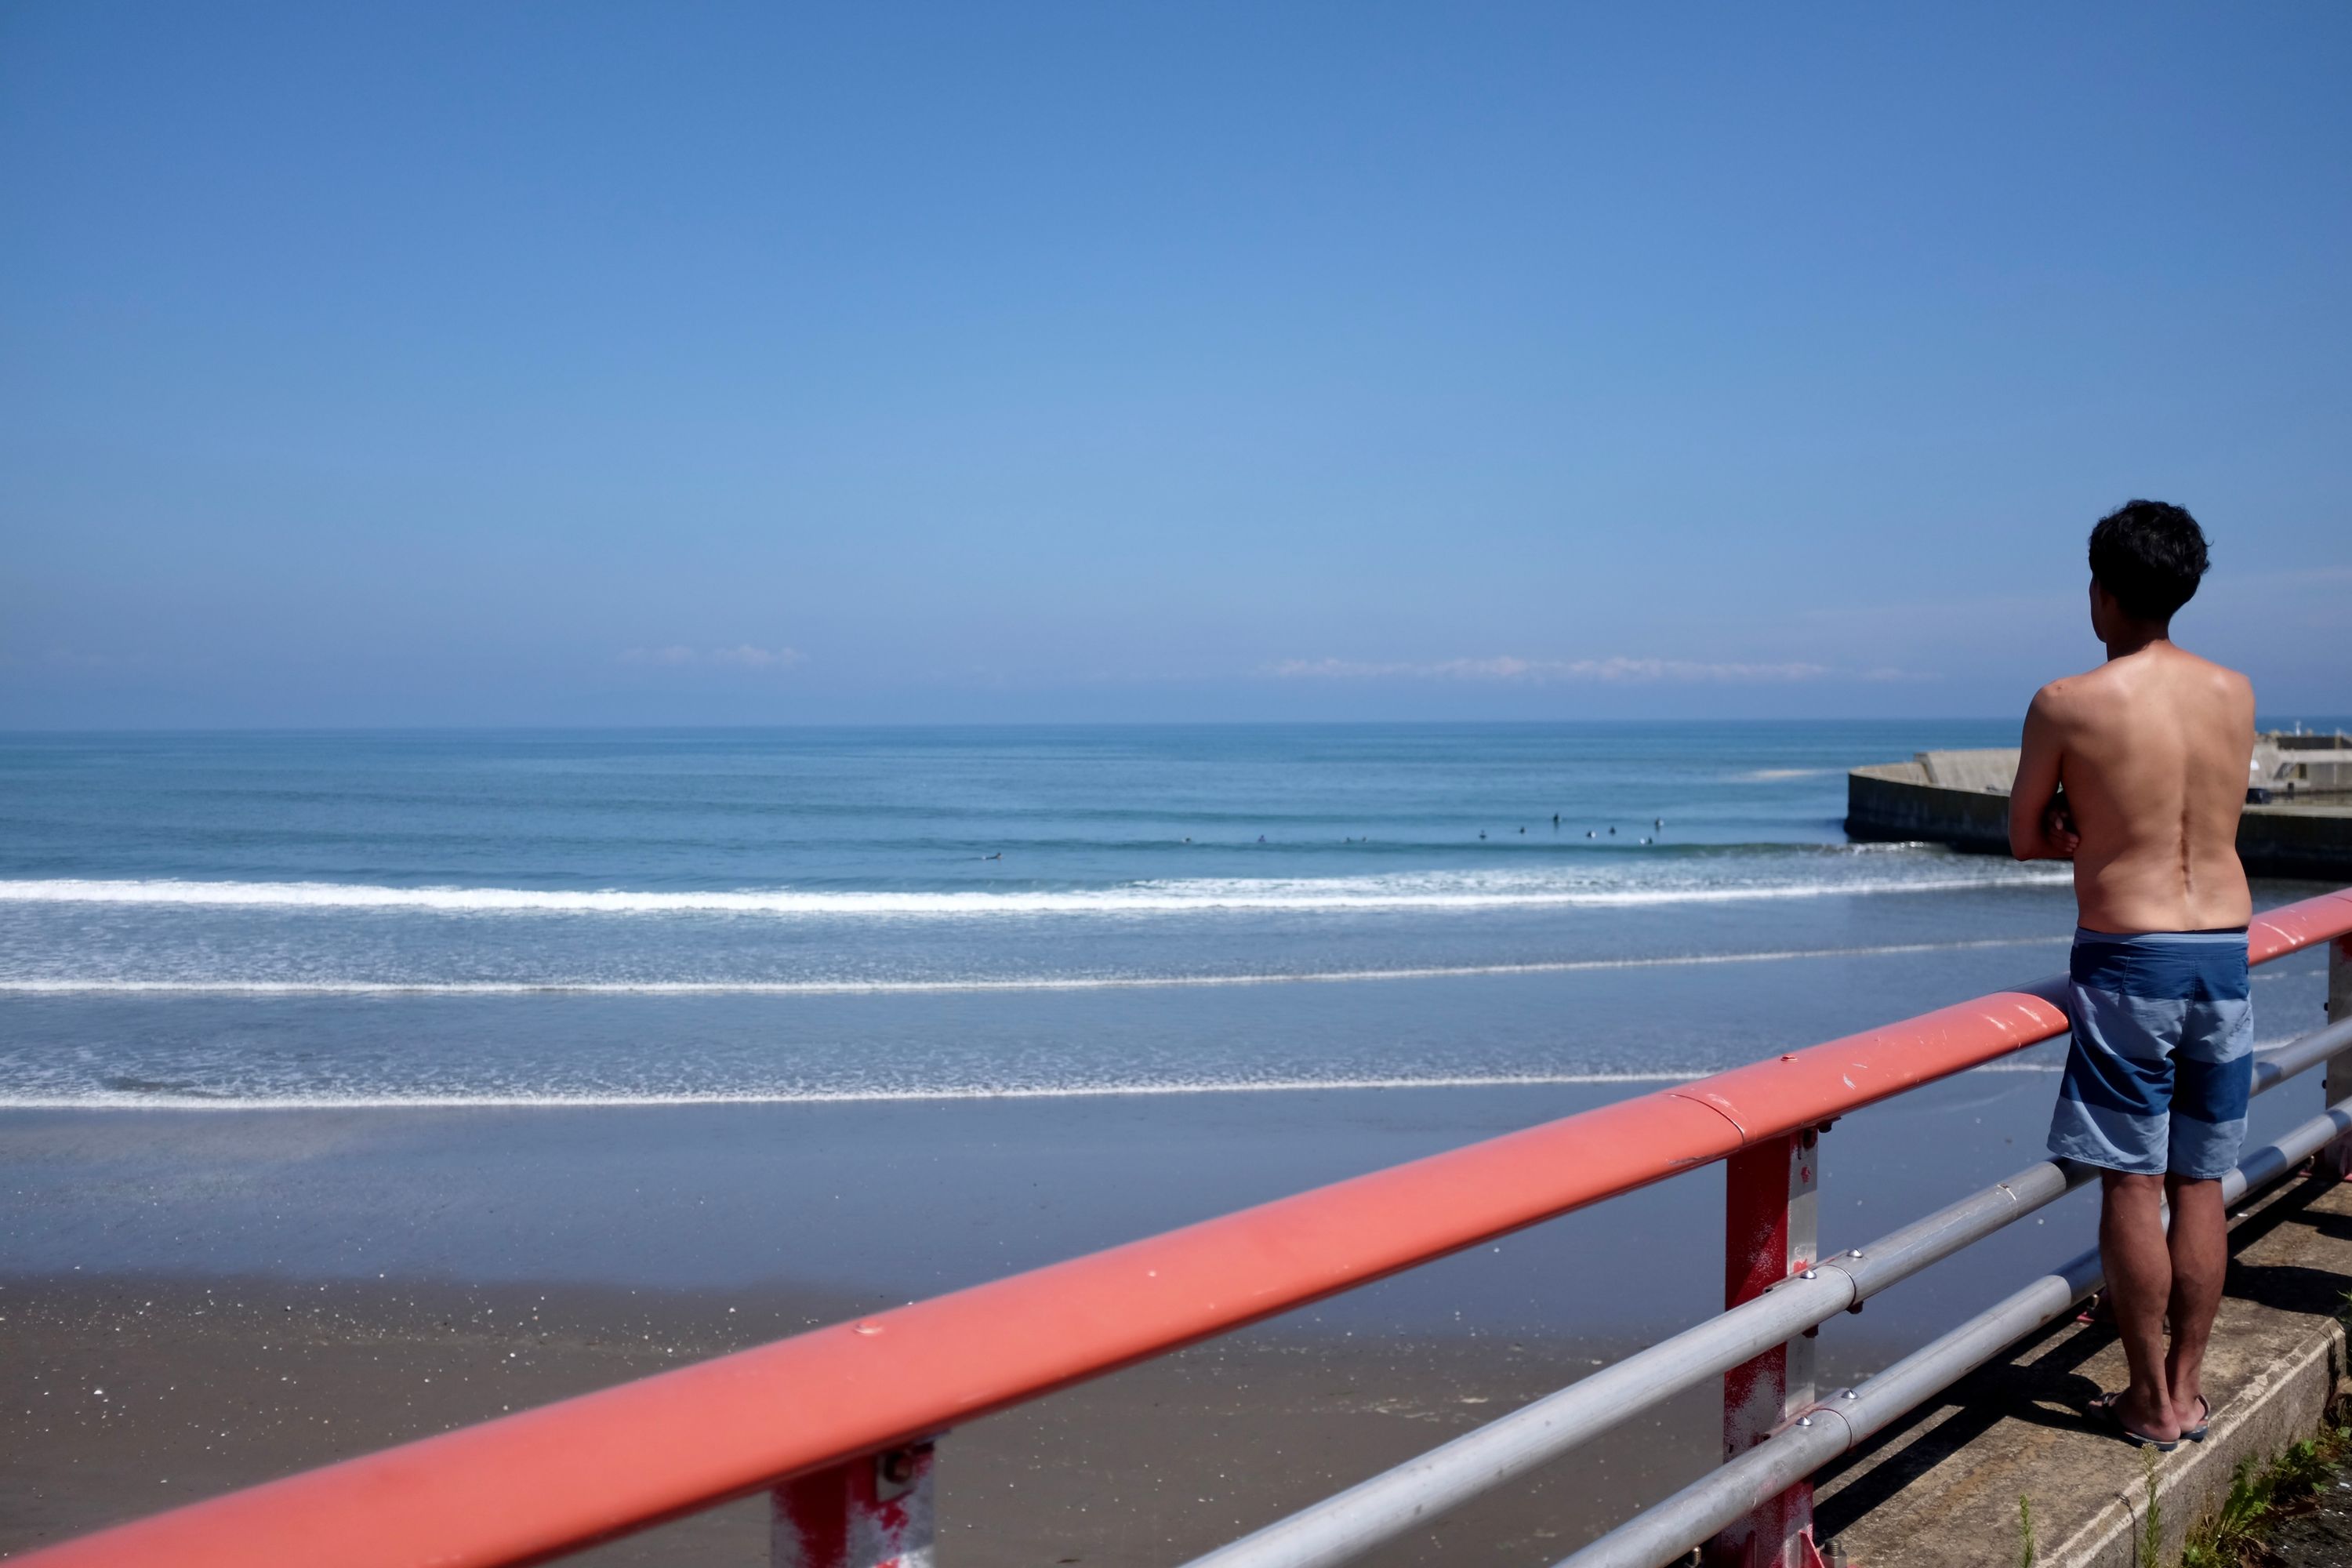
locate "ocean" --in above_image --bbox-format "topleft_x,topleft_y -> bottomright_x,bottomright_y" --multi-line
0,723 -> 2333,1109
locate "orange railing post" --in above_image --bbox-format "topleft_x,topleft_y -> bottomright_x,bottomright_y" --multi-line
771,1444 -> 936,1568
1707,1125 -> 1826,1568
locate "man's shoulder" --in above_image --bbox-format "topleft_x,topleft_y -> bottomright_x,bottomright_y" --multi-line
2170,647 -> 2255,699
2030,665 -> 2107,717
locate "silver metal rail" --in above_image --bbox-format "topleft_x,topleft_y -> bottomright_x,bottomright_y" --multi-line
1181,1014 -> 2352,1568
1555,1097 -> 2352,1568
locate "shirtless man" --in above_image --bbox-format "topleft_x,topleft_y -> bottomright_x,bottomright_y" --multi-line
2009,499 -> 2256,1450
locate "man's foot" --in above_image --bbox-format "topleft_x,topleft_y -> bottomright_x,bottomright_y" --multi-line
2179,1393 -> 2212,1442
2089,1390 -> 2180,1450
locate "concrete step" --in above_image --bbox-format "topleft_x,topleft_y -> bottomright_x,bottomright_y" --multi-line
1817,1171 -> 2352,1568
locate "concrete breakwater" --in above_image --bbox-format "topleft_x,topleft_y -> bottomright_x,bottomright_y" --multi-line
1846,733 -> 2352,880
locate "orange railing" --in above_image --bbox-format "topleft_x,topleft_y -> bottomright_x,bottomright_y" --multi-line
23,887 -> 2352,1568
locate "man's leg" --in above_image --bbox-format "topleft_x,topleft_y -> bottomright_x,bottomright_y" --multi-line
2163,1174 -> 2228,1428
2164,978 -> 2254,1432
2100,1170 -> 2179,1440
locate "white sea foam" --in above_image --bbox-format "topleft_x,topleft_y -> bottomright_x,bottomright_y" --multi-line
0,866 -> 2074,918
0,936 -> 2069,996
0,1058 -> 2075,1112
0,1073 -> 1715,1111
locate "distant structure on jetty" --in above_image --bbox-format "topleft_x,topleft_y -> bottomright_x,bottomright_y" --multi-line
1846,728 -> 2352,879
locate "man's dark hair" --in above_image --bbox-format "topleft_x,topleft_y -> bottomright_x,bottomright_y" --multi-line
2088,499 -> 2208,622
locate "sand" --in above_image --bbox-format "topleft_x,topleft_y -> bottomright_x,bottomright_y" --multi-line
1,1269 -> 1732,1566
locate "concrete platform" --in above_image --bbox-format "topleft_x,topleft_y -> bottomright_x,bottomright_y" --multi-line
1816,1171 -> 2352,1568
1845,751 -> 2352,878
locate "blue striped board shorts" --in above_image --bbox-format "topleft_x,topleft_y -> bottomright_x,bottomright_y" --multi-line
2046,926 -> 2254,1180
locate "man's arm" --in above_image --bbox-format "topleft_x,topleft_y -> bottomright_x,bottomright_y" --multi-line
2009,685 -> 2078,861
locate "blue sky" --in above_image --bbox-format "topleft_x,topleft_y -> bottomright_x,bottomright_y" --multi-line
2,3 -> 2347,727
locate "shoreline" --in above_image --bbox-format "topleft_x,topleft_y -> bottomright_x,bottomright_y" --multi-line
0,930 -> 2078,999
0,1075 -> 2109,1313
0,1061 -> 2073,1112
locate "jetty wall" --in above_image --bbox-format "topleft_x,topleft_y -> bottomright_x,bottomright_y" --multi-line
1846,750 -> 2352,879
1846,762 -> 2012,855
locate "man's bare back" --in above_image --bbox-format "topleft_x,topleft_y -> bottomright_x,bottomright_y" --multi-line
2010,641 -> 2254,933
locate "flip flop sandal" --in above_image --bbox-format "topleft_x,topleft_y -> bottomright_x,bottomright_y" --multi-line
2090,1392 -> 2179,1451
2183,1395 -> 2212,1442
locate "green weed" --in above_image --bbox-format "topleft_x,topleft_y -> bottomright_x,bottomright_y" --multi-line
2180,1456 -> 2275,1567
2018,1494 -> 2036,1568
2180,1401 -> 2352,1567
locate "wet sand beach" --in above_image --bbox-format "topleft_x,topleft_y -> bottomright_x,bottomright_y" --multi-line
18,1064 -> 2333,1563
1,1271 -> 1737,1566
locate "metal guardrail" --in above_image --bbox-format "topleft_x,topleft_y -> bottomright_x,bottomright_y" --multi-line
1557,1092 -> 2352,1568
1184,1011 -> 2352,1568
18,887 -> 2352,1568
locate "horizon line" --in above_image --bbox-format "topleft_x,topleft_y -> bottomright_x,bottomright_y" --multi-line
2,713 -> 2347,738
1,715 -> 2047,737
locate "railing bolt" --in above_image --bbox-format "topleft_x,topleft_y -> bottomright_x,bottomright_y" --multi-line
1846,1249 -> 1863,1258
877,1443 -> 933,1489
1799,1268 -> 1817,1279
1838,1388 -> 1859,1400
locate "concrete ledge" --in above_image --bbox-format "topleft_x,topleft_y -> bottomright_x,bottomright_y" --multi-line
1817,1173 -> 2352,1568
1844,768 -> 2013,855
2240,804 -> 2352,881
2045,1312 -> 2341,1567
1842,763 -> 2352,878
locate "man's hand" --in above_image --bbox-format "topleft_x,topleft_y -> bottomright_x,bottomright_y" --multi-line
2041,799 -> 2079,860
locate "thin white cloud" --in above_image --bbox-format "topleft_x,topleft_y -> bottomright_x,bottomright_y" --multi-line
619,644 -> 803,670
708,644 -> 800,668
1266,655 -> 1832,683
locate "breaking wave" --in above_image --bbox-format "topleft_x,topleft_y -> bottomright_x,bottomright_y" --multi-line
0,864 -> 2074,918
